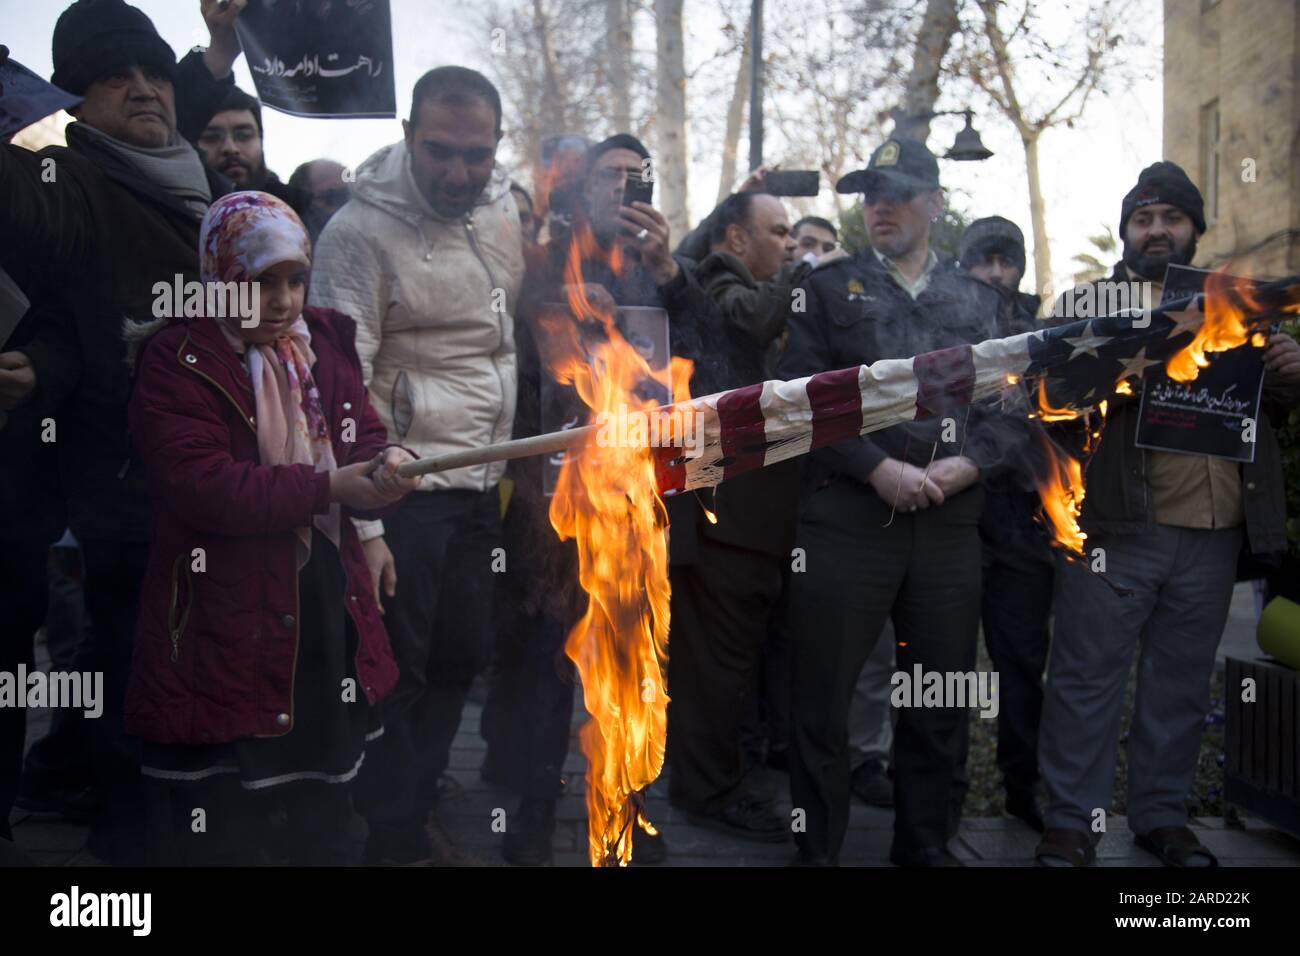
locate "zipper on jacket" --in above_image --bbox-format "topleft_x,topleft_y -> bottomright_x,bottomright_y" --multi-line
464,213 -> 510,492
177,338 -> 257,435
167,554 -> 192,663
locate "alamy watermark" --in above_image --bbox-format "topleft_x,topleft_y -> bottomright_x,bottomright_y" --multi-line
0,666 -> 103,718
594,403 -> 703,459
1052,280 -> 1156,322
891,665 -> 999,719
152,274 -> 261,327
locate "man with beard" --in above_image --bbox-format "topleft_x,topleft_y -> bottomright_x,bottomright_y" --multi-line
1034,162 -> 1300,867
307,66 -> 525,865
195,86 -> 312,221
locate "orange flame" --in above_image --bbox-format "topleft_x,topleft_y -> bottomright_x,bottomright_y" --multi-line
1166,270 -> 1262,381
1034,433 -> 1087,554
1114,379 -> 1134,396
540,218 -> 693,866
1035,377 -> 1082,422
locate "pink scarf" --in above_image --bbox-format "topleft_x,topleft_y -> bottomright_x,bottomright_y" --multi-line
202,191 -> 339,567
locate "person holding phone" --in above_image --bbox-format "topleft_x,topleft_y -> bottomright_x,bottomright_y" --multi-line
484,134 -> 709,866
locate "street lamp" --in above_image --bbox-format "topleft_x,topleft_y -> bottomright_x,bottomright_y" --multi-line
944,110 -> 994,161
891,108 -> 995,161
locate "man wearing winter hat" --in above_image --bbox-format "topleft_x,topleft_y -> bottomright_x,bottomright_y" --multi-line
0,0 -> 243,864
1033,162 -> 1300,867
959,216 -> 1053,832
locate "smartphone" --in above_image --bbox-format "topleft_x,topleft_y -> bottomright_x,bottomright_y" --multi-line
622,174 -> 655,208
762,170 -> 820,197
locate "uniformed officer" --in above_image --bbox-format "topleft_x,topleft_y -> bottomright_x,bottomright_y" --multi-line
777,138 -> 1006,866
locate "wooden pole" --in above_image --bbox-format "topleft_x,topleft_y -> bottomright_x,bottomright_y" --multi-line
395,424 -> 597,479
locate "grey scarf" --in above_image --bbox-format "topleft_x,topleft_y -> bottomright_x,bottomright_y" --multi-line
70,122 -> 211,219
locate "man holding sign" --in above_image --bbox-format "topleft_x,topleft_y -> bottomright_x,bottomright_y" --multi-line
1035,162 -> 1300,868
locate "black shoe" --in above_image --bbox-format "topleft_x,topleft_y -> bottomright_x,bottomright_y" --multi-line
14,782 -> 100,824
364,822 -> 434,866
688,798 -> 789,843
631,823 -> 668,864
889,844 -> 964,867
850,760 -> 893,808
1005,790 -> 1045,833
503,799 -> 556,866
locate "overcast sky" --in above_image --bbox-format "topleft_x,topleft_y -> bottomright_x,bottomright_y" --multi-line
2,0 -> 1164,293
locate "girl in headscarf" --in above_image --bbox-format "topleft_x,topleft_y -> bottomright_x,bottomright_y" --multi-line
126,191 -> 417,865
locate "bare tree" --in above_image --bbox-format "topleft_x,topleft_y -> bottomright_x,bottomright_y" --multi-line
607,0 -> 634,132
654,0 -> 690,240
952,0 -> 1130,300
892,0 -> 960,144
716,23 -> 750,203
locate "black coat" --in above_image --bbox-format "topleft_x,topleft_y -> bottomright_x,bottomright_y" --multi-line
0,130 -> 229,543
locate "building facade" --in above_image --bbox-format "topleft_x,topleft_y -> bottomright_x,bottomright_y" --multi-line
1164,0 -> 1300,276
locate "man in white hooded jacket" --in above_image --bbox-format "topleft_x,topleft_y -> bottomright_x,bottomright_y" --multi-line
309,66 -> 525,864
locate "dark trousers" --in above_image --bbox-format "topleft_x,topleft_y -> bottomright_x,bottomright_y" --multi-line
739,569 -> 793,769
980,546 -> 1053,795
80,538 -> 149,865
787,478 -> 983,861
485,610 -> 576,801
0,542 -> 47,841
356,489 -> 500,840
667,537 -> 785,814
145,776 -> 366,866
22,544 -> 95,797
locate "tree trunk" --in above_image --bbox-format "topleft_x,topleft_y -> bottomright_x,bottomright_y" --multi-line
893,0 -> 959,145
654,0 -> 690,241
717,25 -> 751,204
1023,131 -> 1053,302
606,0 -> 633,132
533,0 -> 568,133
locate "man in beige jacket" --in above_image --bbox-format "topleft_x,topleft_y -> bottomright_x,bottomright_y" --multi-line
309,66 -> 525,864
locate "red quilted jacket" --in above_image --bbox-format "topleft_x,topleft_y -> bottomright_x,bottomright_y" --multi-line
125,306 -> 401,744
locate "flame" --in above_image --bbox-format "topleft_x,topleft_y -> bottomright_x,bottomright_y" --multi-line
1166,270 -> 1261,381
540,218 -> 694,866
1033,432 -> 1087,554
1035,377 -> 1082,422
1114,379 -> 1134,396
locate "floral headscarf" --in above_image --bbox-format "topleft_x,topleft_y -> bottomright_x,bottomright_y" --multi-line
199,191 -> 338,567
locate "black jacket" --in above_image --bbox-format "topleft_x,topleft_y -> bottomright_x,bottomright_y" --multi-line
0,130 -> 229,543
776,248 -> 1009,492
669,250 -> 809,561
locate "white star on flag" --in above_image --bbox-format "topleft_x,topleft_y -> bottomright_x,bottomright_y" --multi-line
1165,309 -> 1204,339
1118,346 -> 1162,379
1062,321 -> 1113,360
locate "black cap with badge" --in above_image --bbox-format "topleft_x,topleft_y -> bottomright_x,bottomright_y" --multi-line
836,138 -> 941,195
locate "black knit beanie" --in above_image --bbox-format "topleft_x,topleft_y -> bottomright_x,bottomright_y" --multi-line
1119,161 -> 1206,236
51,0 -> 177,96
959,216 -> 1026,273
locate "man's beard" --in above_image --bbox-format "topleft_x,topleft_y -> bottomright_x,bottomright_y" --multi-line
1122,233 -> 1197,280
221,158 -> 267,188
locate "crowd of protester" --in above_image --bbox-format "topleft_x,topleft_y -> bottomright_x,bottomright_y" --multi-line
1,0 -> 1299,868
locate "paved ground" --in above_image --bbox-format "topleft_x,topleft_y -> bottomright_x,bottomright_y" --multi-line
9,583 -> 1300,867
